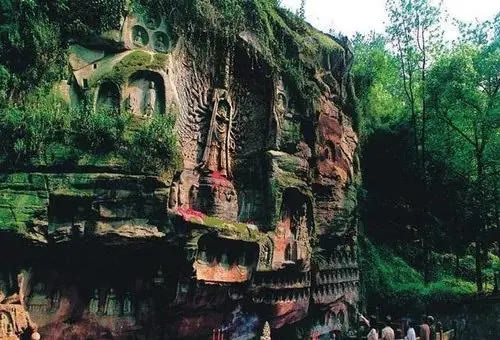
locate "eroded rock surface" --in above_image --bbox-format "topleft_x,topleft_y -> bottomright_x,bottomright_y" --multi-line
0,5 -> 360,339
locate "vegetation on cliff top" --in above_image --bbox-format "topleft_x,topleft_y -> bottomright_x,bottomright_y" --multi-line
0,0 -> 127,98
133,0 -> 344,111
0,0 -> 342,102
0,0 -> 345,173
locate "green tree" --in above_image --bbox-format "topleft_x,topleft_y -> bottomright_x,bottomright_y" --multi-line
385,0 -> 444,281
427,20 -> 499,291
352,32 -> 405,140
298,0 -> 306,19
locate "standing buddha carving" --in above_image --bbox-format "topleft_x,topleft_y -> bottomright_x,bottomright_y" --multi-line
201,90 -> 234,178
144,81 -> 156,117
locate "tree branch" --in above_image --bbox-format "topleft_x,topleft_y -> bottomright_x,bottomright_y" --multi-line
435,109 -> 477,147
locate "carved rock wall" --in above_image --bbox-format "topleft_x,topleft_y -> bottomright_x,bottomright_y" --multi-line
0,7 -> 360,340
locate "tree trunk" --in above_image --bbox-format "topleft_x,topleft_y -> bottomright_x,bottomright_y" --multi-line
475,240 -> 483,292
475,151 -> 485,293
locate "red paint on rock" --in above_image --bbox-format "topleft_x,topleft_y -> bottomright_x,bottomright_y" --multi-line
178,207 -> 205,221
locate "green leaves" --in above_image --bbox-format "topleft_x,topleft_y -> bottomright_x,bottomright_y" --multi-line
0,89 -> 180,174
360,236 -> 477,314
352,33 -> 406,139
71,106 -> 130,154
0,0 -> 127,94
358,2 -> 498,293
126,114 -> 181,174
427,40 -> 499,179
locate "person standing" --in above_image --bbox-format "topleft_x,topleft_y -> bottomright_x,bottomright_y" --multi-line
405,320 -> 416,340
360,314 -> 379,340
427,316 -> 436,340
419,315 -> 430,340
381,316 -> 395,340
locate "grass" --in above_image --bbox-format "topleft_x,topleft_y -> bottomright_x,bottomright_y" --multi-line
91,51 -> 153,87
359,235 -> 477,315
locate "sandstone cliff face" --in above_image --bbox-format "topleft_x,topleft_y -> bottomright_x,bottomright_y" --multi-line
0,4 -> 360,339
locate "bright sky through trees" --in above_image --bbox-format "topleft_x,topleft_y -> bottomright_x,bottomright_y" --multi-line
281,0 -> 499,37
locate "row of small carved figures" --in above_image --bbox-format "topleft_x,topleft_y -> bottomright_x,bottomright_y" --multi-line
26,294 -> 60,314
87,289 -> 134,317
252,272 -> 311,287
252,288 -> 311,304
326,251 -> 358,267
26,290 -> 134,317
315,268 -> 359,285
250,279 -> 359,305
250,267 -> 359,288
312,281 -> 359,301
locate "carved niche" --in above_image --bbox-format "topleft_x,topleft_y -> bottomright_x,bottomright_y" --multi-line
95,81 -> 120,113
127,12 -> 171,53
153,32 -> 170,53
125,71 -> 166,117
132,25 -> 149,47
194,236 -> 257,283
273,188 -> 312,268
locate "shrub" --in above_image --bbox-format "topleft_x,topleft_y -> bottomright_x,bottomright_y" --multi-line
0,90 -> 70,167
126,114 -> 180,174
71,106 -> 130,154
0,88 -> 180,174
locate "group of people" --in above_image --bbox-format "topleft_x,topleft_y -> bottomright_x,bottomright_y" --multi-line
360,314 -> 442,340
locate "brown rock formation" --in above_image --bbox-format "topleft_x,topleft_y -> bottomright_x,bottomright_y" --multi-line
0,5 -> 360,340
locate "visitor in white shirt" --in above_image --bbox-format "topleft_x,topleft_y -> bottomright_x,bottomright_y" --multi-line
405,320 -> 417,340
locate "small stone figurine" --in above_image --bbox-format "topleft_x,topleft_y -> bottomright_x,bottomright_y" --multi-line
104,289 -> 120,316
261,321 -> 271,340
144,81 -> 156,117
89,289 -> 100,314
123,293 -> 133,316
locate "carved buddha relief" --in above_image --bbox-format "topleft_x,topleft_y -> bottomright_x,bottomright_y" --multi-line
126,71 -> 165,117
123,293 -> 133,316
258,238 -> 273,269
144,81 -> 157,117
270,76 -> 288,148
89,289 -> 100,314
104,288 -> 120,316
153,32 -> 170,53
201,91 -> 235,178
0,312 -> 12,337
132,25 -> 149,47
